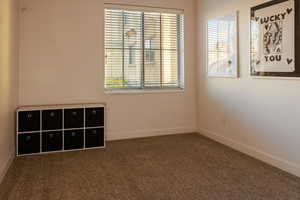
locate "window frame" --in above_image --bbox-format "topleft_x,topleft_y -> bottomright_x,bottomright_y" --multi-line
104,5 -> 185,92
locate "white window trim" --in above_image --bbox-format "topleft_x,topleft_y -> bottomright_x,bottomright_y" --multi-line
105,88 -> 184,95
104,3 -> 184,14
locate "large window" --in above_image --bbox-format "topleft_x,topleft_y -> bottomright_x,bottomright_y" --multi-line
104,6 -> 184,90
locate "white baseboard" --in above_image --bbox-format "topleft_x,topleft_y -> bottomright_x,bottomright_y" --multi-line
198,128 -> 300,178
107,127 -> 197,141
0,153 -> 15,184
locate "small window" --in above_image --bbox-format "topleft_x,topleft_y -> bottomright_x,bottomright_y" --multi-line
104,6 -> 184,90
128,46 -> 135,65
145,39 -> 155,64
124,14 -> 129,25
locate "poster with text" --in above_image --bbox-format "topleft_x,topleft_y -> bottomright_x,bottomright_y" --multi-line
250,0 -> 299,77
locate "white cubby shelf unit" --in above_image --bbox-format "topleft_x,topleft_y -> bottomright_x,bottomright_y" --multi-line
16,103 -> 106,156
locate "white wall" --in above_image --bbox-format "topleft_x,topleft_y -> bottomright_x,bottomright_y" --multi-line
19,0 -> 197,140
197,0 -> 300,177
0,0 -> 19,182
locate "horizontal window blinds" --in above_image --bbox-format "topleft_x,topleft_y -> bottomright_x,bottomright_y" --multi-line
105,7 -> 184,89
207,18 -> 235,74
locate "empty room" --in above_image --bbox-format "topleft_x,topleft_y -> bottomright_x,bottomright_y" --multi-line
0,0 -> 300,199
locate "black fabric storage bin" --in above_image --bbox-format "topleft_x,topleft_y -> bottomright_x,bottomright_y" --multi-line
18,111 -> 40,132
64,129 -> 84,150
64,109 -> 84,129
85,128 -> 104,148
85,107 -> 104,127
42,109 -> 63,130
18,133 -> 40,155
42,131 -> 63,152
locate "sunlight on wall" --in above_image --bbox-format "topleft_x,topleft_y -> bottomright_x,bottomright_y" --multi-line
0,0 -> 18,181
0,0 -> 13,100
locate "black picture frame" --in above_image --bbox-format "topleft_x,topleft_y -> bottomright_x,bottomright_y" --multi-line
250,0 -> 299,77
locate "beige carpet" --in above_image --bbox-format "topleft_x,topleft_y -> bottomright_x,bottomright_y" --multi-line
0,133 -> 299,200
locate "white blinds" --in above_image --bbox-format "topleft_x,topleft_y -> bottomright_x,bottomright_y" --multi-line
104,7 -> 184,89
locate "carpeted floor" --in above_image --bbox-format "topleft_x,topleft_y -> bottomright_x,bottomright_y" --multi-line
0,133 -> 300,200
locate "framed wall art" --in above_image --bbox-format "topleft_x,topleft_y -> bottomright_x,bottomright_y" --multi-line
250,0 -> 299,77
207,12 -> 238,78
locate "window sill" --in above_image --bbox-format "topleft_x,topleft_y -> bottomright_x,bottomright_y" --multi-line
105,88 -> 184,95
